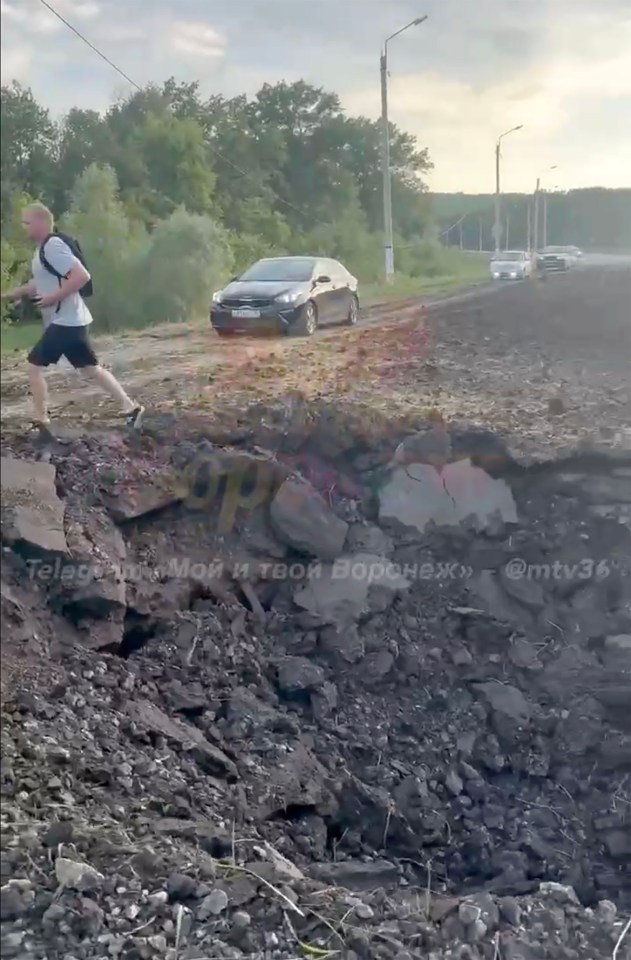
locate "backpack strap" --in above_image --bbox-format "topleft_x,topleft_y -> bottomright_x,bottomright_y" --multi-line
38,234 -> 66,314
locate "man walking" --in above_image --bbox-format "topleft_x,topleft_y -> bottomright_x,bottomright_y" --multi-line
2,203 -> 144,433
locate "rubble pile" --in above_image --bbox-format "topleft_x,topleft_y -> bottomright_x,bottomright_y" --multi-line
1,399 -> 630,959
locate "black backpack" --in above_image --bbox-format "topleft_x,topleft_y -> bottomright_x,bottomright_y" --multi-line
39,231 -> 94,300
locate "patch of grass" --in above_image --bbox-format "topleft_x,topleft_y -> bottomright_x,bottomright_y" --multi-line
361,252 -> 489,304
1,323 -> 40,355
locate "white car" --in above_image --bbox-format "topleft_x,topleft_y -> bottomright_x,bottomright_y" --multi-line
490,250 -> 532,280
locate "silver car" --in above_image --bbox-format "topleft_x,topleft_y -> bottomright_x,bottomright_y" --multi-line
490,250 -> 532,280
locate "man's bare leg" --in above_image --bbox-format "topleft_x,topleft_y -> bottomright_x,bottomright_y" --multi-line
83,365 -> 137,414
27,363 -> 50,424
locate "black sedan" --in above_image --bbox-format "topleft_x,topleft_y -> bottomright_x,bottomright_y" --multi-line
536,246 -> 577,272
210,256 -> 359,337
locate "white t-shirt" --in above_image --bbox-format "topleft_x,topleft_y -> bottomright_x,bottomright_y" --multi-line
32,236 -> 93,327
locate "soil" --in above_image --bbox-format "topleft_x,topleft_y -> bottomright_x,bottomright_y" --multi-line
1,266 -> 630,959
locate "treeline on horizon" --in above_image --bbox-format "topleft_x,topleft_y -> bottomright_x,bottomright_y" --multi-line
431,189 -> 631,252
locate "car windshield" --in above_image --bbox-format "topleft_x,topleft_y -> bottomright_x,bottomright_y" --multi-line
238,258 -> 315,282
493,251 -> 523,261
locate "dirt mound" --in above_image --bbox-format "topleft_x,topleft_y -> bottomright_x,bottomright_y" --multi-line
2,401 -> 630,959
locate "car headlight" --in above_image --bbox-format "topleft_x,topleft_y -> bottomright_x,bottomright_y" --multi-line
492,272 -> 500,279
510,271 -> 517,278
212,290 -> 223,304
276,290 -> 301,304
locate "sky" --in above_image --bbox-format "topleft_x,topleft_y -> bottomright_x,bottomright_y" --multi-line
2,0 -> 631,194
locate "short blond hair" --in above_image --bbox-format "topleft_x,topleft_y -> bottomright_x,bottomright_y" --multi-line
25,202 -> 54,229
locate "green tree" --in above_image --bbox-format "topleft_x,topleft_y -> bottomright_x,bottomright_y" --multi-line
293,199 -> 382,281
0,191 -> 40,325
1,239 -> 17,324
0,82 -> 56,213
172,89 -> 289,239
139,208 -> 233,326
431,188 -> 631,251
102,89 -> 217,224
127,111 -> 216,221
248,81 -> 354,228
310,114 -> 432,235
61,164 -> 147,330
53,108 -> 115,213
1,190 -> 35,268
227,197 -> 292,274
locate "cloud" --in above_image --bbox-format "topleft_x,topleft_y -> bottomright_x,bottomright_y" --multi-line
171,21 -> 226,59
52,0 -> 101,18
2,0 -> 53,32
343,10 -> 631,191
1,0 -> 629,190
0,44 -> 33,81
1,0 -> 100,33
0,0 -> 20,20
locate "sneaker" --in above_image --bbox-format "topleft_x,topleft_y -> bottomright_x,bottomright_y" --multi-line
30,420 -> 55,442
125,405 -> 145,430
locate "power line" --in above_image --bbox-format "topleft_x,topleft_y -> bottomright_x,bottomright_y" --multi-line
439,212 -> 468,238
38,0 -> 140,91
37,0 -> 328,228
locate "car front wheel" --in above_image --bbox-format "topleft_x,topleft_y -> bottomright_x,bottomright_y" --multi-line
346,295 -> 359,326
290,301 -> 318,337
289,308 -> 318,337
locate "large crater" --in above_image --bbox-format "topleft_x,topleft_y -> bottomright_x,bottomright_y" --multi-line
1,398 -> 630,957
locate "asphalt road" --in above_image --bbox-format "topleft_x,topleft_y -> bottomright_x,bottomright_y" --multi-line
288,261 -> 630,461
412,263 -> 631,458
434,263 -> 631,382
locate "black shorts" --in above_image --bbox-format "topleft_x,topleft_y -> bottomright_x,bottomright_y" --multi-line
28,323 -> 98,368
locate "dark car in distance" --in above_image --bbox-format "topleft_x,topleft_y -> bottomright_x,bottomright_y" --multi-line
210,256 -> 359,337
536,246 -> 577,272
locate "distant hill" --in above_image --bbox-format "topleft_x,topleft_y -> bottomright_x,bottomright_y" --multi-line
430,187 -> 631,251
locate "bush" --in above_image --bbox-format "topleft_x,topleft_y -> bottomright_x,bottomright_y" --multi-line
226,198 -> 292,276
60,166 -> 234,331
138,207 -> 233,327
291,203 -> 383,283
61,164 -> 147,331
0,195 -> 40,326
0,239 -> 16,324
397,237 -> 444,278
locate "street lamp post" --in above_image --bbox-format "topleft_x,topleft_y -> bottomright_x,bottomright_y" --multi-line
543,183 -> 561,249
533,178 -> 541,255
493,125 -> 523,253
527,200 -> 532,253
381,15 -> 427,282
533,165 -> 558,253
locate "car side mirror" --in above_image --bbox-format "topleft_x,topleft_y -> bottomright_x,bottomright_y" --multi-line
315,275 -> 331,284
